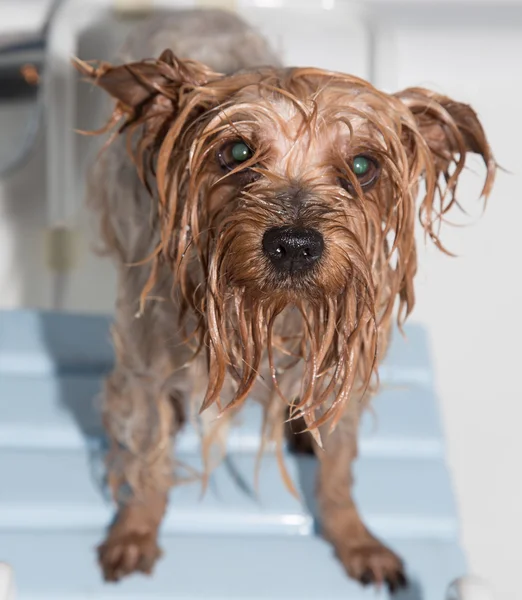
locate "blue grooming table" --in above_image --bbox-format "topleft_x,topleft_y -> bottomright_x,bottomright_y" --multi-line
0,310 -> 464,600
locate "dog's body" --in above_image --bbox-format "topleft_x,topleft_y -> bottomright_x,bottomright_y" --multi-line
81,9 -> 495,591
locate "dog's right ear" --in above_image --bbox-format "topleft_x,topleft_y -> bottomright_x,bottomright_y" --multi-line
74,49 -> 217,120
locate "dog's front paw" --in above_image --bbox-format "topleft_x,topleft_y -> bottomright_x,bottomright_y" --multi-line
97,530 -> 162,582
335,540 -> 407,594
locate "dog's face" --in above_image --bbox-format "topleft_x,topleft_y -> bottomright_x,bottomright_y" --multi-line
79,51 -> 495,432
201,75 -> 395,302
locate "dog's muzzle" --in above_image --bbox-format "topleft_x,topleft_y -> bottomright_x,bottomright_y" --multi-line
262,226 -> 324,274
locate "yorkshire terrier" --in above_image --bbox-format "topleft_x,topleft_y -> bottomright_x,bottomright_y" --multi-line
77,8 -> 495,592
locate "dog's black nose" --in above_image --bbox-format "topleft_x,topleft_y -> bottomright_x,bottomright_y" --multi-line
262,227 -> 324,273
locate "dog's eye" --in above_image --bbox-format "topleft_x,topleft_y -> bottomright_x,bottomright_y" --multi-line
341,154 -> 380,193
218,140 -> 255,172
353,155 -> 372,177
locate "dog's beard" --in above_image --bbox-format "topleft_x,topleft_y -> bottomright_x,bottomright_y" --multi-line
201,237 -> 378,439
138,168 -> 411,441
156,181 -> 391,440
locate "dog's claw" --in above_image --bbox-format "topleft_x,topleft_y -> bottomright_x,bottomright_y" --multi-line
386,571 -> 409,595
358,567 -> 408,594
359,568 -> 374,585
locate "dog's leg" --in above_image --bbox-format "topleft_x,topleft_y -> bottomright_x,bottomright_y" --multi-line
315,405 -> 407,593
96,294 -> 183,582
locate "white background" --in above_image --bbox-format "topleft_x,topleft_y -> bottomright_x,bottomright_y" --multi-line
0,1 -> 521,599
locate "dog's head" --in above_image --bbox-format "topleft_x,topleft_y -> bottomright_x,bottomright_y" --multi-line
78,51 -> 495,432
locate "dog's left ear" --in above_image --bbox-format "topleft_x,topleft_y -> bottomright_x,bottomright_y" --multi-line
74,49 -> 217,123
395,87 -> 496,246
75,49 -> 221,201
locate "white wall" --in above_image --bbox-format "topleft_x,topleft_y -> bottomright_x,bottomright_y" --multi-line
390,22 -> 522,600
1,2 -> 521,599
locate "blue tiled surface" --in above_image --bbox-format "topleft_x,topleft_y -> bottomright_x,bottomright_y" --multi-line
1,533 -> 463,600
0,450 -> 458,538
0,310 -> 464,599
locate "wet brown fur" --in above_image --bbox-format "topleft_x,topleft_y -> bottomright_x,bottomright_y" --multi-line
77,9 -> 495,591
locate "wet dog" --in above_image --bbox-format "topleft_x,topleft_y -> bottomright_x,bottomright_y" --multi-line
78,8 -> 495,591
